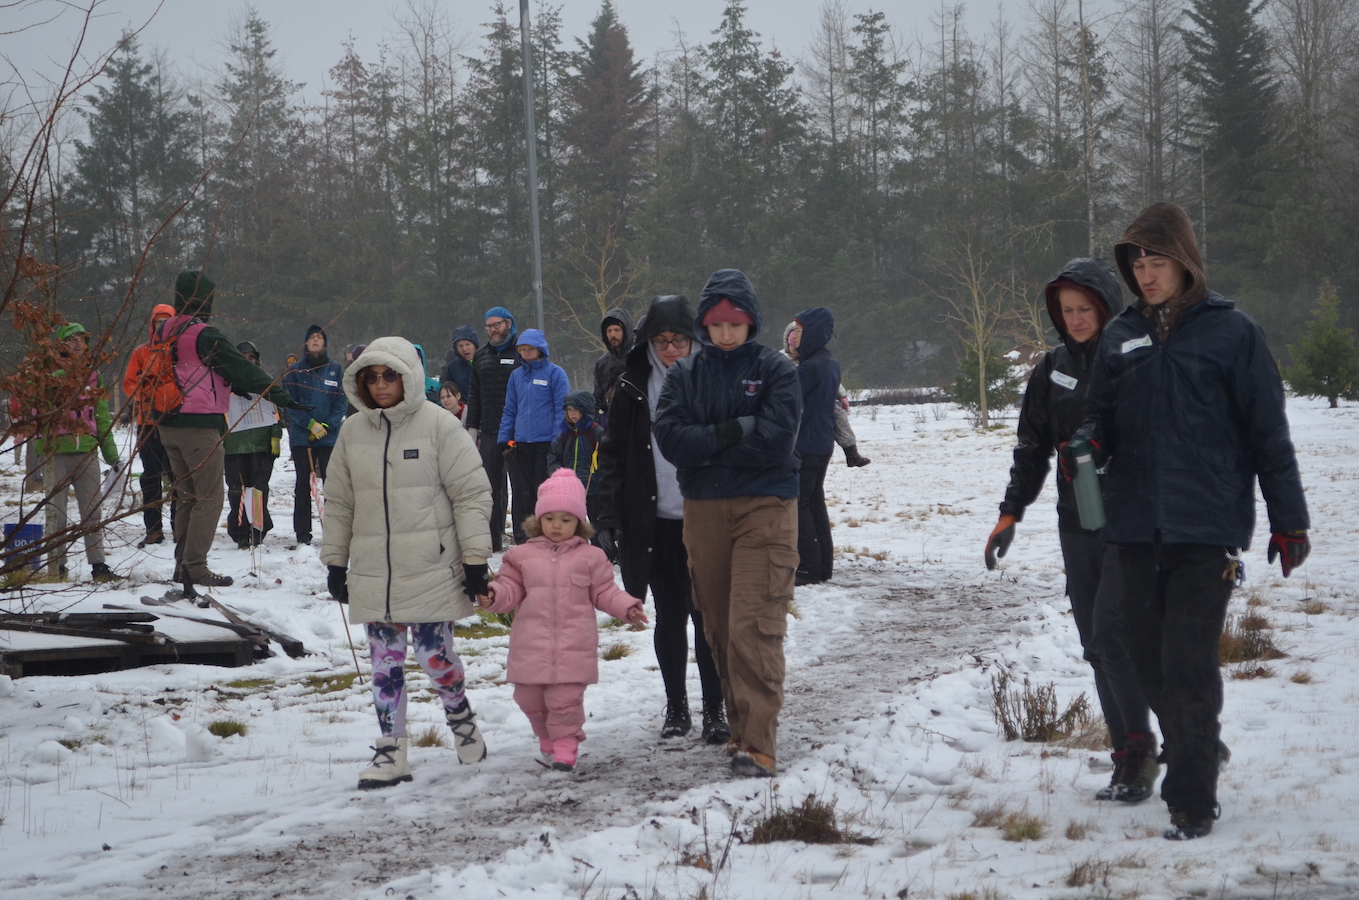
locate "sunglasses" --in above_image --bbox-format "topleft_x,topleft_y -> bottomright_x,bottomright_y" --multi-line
650,335 -> 692,349
362,370 -> 401,385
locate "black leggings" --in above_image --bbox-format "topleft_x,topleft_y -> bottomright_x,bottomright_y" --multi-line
797,452 -> 833,581
652,518 -> 722,709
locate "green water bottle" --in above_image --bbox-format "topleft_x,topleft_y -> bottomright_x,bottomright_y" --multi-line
1068,438 -> 1106,531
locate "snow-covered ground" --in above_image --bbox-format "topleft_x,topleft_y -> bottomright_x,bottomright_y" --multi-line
1,398 -> 1357,900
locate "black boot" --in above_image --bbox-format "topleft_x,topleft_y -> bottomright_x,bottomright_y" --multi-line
700,701 -> 731,745
660,700 -> 691,739
843,445 -> 871,468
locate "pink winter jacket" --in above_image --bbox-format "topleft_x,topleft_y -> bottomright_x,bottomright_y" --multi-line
485,535 -> 643,685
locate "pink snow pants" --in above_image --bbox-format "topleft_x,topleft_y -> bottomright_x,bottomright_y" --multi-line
513,683 -> 588,742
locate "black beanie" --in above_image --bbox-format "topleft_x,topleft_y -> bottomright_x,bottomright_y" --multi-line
304,324 -> 327,347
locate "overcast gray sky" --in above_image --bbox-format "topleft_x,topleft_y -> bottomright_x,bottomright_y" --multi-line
3,0 -> 1000,102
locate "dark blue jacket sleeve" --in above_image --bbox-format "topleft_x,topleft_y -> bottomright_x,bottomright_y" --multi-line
1001,358 -> 1054,521
325,362 -> 347,431
720,361 -> 801,469
653,365 -> 721,467
1235,322 -> 1309,533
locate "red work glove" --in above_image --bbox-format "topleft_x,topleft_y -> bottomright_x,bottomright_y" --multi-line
1267,531 -> 1309,578
985,515 -> 1017,571
1057,439 -> 1100,482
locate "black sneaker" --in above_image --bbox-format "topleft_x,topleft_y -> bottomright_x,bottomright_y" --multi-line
701,702 -> 731,746
660,701 -> 691,739
194,571 -> 235,588
296,535 -> 312,546
90,562 -> 119,583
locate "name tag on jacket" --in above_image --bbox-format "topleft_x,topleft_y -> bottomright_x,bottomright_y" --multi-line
500,358 -> 515,365
1121,335 -> 1153,353
533,379 -> 548,386
1050,370 -> 1078,391
324,379 -> 338,387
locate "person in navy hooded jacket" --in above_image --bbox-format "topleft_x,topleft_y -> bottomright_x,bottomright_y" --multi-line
654,269 -> 801,778
283,324 -> 347,544
498,328 -> 570,544
788,308 -> 839,585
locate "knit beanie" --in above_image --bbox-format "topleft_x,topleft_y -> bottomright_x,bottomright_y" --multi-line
535,468 -> 588,523
701,297 -> 755,328
304,324 -> 328,347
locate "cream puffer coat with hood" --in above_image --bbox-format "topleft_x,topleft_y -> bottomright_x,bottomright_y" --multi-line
322,336 -> 493,624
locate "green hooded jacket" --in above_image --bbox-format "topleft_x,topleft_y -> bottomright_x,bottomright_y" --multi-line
35,323 -> 120,463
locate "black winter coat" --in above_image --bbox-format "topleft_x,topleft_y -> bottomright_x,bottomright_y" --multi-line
592,307 -> 635,413
441,324 -> 480,398
466,335 -> 521,435
793,307 -> 840,456
1075,293 -> 1309,549
654,270 -> 801,501
1001,258 -> 1123,532
594,296 -> 693,597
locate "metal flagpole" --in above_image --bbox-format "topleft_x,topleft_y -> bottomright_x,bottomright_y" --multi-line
519,0 -> 546,333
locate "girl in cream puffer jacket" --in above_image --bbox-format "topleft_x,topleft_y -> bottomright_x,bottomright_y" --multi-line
322,336 -> 493,790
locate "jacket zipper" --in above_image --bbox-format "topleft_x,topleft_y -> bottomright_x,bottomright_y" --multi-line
381,411 -> 394,621
551,541 -> 559,680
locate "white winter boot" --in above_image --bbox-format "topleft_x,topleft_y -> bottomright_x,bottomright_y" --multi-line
447,707 -> 488,764
357,736 -> 411,790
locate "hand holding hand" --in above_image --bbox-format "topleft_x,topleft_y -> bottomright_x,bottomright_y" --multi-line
462,563 -> 490,600
625,605 -> 648,626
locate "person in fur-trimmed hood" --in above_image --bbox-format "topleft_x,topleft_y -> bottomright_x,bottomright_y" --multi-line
321,336 -> 494,790
1069,203 -> 1310,841
653,269 -> 801,779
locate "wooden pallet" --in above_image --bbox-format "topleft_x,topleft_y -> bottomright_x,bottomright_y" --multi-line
0,635 -> 258,677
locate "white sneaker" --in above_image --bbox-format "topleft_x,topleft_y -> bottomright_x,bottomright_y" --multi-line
447,708 -> 488,764
357,737 -> 411,790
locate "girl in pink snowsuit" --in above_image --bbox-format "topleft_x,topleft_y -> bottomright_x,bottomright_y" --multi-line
480,468 -> 647,771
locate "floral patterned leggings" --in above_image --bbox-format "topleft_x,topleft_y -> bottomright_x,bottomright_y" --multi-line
365,622 -> 469,738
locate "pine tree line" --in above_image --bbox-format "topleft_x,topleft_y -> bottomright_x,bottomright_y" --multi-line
17,0 -> 1359,391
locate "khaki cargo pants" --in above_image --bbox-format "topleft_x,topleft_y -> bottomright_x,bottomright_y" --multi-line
683,496 -> 797,759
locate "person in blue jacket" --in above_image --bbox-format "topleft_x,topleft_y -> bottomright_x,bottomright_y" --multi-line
498,328 -> 569,543
442,325 -> 479,397
283,324 -> 347,544
653,269 -> 801,779
788,307 -> 840,585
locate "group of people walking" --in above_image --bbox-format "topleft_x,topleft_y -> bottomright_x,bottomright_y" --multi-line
987,202 -> 1310,841
15,201 -> 1310,843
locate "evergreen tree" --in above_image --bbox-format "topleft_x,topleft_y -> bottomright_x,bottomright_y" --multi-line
1284,281 -> 1359,408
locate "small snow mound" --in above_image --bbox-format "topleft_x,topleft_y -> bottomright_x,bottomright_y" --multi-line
30,740 -> 74,764
148,715 -> 187,760
0,674 -> 13,697
185,727 -> 218,762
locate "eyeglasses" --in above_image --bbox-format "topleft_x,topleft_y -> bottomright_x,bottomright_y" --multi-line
650,335 -> 692,350
362,370 -> 401,385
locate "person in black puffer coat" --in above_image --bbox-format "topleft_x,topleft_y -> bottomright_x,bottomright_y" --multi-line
592,307 -> 635,415
595,295 -> 728,745
986,258 -> 1157,806
790,307 -> 840,585
442,325 -> 479,398
654,269 -> 801,779
466,306 -> 521,552
1070,202 -> 1310,841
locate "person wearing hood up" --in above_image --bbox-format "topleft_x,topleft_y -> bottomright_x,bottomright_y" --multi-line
498,329 -> 570,544
122,303 -> 178,547
284,325 -> 347,546
783,322 -> 870,469
321,336 -> 493,789
547,389 -> 605,501
224,342 -> 283,549
413,344 -> 442,403
592,307 -> 634,416
788,308 -> 840,585
595,295 -> 730,744
156,270 -> 300,590
654,270 -> 801,778
986,258 -> 1157,806
1069,204 -> 1310,841
442,325 -> 480,398
26,323 -> 122,581
467,306 -> 522,551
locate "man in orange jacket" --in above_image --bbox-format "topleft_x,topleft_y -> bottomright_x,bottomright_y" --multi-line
122,304 -> 177,547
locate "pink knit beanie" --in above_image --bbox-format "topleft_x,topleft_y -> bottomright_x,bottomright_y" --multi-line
535,468 -> 588,522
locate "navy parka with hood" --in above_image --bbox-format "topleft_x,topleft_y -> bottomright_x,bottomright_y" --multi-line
593,307 -> 635,413
1074,203 -> 1309,549
1001,259 -> 1123,533
442,325 -> 480,397
466,308 -> 521,437
283,326 -> 347,449
654,270 -> 802,501
793,308 -> 840,457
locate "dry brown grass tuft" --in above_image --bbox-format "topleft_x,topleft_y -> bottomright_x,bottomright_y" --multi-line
748,794 -> 874,845
411,724 -> 450,748
1220,613 -> 1286,664
990,670 -> 1091,742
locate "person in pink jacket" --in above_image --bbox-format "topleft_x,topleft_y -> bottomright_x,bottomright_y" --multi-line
480,468 -> 648,771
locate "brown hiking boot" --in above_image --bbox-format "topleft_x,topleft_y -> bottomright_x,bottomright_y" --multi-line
731,747 -> 776,778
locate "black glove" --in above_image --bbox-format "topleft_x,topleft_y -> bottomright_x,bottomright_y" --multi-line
462,563 -> 490,599
1267,531 -> 1310,578
230,384 -> 252,398
597,527 -> 620,564
291,403 -> 316,413
499,442 -> 512,457
714,419 -> 743,452
327,565 -> 348,603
